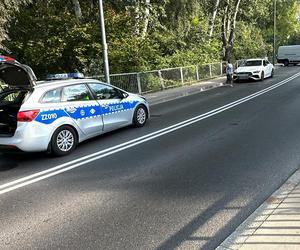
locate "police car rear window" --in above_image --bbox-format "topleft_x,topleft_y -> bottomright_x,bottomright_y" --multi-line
41,88 -> 62,103
61,84 -> 91,102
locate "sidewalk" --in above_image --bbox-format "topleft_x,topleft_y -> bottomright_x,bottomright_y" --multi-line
217,169 -> 300,250
144,77 -> 226,105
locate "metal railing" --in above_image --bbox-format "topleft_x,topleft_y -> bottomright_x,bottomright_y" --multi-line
88,62 -> 227,94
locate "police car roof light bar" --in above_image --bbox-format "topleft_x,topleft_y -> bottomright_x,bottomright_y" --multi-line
0,56 -> 16,62
46,73 -> 85,81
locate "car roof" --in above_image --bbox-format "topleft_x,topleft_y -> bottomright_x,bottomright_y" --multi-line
246,58 -> 265,61
34,78 -> 110,90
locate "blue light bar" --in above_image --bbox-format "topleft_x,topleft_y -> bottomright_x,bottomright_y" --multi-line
46,73 -> 84,80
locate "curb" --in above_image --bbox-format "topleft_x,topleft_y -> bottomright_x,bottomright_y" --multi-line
146,79 -> 225,106
216,168 -> 300,250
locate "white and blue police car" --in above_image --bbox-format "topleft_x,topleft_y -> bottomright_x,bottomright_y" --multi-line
0,56 -> 149,155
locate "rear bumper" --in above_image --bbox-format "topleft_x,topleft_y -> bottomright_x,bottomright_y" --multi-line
0,122 -> 53,152
0,144 -> 23,153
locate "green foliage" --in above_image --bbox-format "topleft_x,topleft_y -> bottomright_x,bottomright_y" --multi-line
141,74 -> 162,92
2,0 -> 300,78
109,36 -> 160,73
234,22 -> 271,60
4,0 -> 102,77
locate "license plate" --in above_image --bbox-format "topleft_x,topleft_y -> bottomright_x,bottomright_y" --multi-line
238,74 -> 248,79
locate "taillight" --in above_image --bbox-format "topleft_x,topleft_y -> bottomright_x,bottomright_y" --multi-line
17,110 -> 40,122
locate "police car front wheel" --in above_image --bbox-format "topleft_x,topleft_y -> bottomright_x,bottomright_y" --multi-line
51,126 -> 78,156
133,105 -> 147,127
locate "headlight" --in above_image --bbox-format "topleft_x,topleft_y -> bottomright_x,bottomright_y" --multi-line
253,71 -> 260,74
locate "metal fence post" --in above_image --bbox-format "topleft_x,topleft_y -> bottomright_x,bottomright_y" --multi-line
136,73 -> 142,94
158,70 -> 165,90
180,67 -> 184,85
196,65 -> 200,81
220,62 -> 223,76
209,64 -> 213,78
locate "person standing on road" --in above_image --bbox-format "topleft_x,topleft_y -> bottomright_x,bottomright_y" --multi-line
226,61 -> 234,86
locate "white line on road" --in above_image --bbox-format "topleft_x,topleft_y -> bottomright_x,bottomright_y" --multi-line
1,72 -> 300,195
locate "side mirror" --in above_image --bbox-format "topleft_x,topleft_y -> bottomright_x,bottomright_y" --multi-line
119,91 -> 129,99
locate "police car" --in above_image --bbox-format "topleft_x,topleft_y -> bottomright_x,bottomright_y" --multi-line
233,58 -> 274,81
0,56 -> 149,155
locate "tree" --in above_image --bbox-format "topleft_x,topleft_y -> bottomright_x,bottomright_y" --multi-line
220,0 -> 242,61
0,0 -> 32,52
208,0 -> 220,39
2,0 -> 300,77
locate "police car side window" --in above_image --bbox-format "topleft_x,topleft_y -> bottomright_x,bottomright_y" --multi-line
61,84 -> 91,102
41,88 -> 62,103
88,83 -> 120,100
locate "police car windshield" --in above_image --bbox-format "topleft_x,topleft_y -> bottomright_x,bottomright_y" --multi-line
244,60 -> 262,67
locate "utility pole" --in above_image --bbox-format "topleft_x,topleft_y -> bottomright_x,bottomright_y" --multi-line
273,0 -> 277,65
98,0 -> 110,83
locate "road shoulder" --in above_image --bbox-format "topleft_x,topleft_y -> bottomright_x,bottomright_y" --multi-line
216,168 -> 300,250
145,77 -> 226,105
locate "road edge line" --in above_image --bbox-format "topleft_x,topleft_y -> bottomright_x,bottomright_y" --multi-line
1,72 -> 300,195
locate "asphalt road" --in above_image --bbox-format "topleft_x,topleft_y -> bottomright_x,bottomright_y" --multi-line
1,66 -> 300,250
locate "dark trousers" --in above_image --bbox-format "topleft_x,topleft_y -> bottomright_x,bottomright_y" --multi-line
226,74 -> 233,84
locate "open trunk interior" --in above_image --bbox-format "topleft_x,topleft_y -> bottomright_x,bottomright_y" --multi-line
0,87 -> 29,137
0,59 -> 35,137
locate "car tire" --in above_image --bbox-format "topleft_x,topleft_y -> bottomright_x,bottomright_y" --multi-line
133,105 -> 148,127
284,60 -> 289,67
51,125 -> 77,156
260,71 -> 265,81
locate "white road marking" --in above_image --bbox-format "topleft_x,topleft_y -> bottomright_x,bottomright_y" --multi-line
1,72 -> 300,195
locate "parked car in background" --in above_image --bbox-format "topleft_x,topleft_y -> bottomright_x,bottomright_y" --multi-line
233,58 -> 274,82
277,45 -> 300,66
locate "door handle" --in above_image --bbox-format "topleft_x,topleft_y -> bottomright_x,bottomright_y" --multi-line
65,107 -> 77,113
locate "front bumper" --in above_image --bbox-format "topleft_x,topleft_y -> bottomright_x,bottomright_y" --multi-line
234,72 -> 261,81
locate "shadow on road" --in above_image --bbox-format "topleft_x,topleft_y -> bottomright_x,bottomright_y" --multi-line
0,152 -> 49,172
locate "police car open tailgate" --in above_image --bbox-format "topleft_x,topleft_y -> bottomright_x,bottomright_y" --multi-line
0,57 -> 37,88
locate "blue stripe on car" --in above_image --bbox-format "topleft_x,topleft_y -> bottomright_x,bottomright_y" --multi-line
35,101 -> 139,124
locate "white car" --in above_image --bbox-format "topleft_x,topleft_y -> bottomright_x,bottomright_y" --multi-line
233,58 -> 274,82
0,56 -> 149,156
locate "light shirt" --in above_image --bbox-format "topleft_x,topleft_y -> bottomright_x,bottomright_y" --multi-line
226,63 -> 234,74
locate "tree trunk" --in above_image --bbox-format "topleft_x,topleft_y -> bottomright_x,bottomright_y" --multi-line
141,0 -> 150,38
221,5 -> 229,60
208,0 -> 220,38
133,0 -> 141,36
222,0 -> 242,61
72,0 -> 82,18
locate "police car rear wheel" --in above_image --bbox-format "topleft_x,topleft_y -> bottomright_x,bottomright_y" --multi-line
133,106 -> 147,127
51,126 -> 77,156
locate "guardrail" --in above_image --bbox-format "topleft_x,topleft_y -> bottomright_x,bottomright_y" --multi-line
88,62 -> 227,94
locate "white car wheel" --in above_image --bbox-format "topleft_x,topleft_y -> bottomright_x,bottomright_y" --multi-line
260,71 -> 265,81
